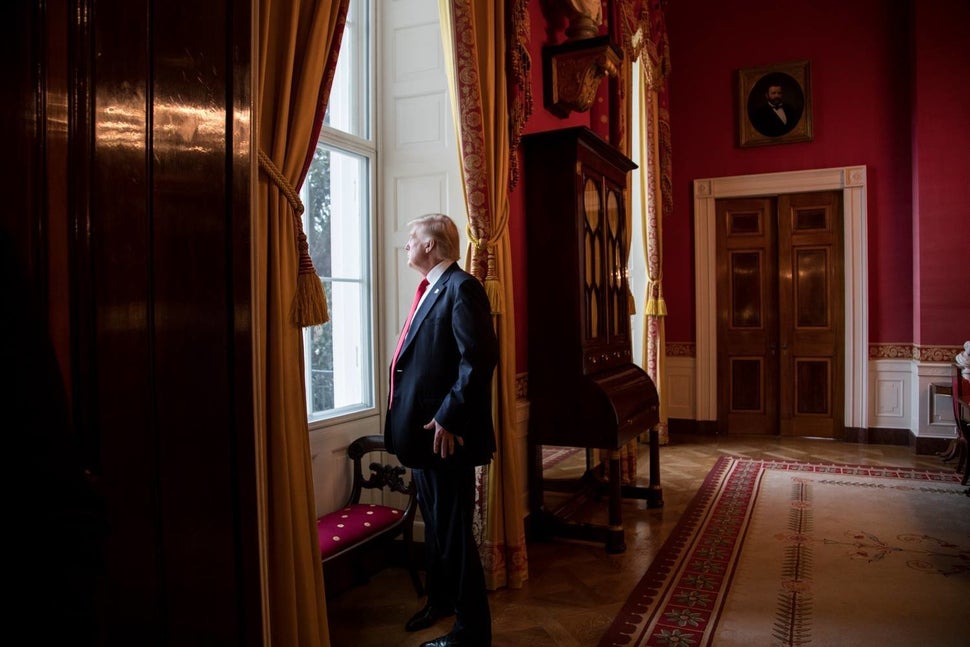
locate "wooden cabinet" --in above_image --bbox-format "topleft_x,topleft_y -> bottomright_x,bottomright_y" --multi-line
526,126 -> 635,378
523,126 -> 662,553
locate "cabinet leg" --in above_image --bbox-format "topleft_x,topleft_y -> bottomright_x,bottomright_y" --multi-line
606,450 -> 626,553
647,427 -> 664,508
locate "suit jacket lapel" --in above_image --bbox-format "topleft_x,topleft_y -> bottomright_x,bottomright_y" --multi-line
399,263 -> 456,357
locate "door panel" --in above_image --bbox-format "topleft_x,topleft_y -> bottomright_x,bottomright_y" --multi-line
779,192 -> 844,437
717,191 -> 844,436
716,198 -> 779,434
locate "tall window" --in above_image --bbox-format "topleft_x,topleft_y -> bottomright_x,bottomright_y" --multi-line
303,0 -> 375,422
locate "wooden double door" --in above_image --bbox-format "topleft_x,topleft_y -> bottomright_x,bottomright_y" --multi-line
716,191 -> 844,437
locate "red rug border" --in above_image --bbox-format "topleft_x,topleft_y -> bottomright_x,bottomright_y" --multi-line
598,455 -> 735,646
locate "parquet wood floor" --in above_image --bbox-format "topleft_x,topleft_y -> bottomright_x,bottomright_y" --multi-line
326,434 -> 953,646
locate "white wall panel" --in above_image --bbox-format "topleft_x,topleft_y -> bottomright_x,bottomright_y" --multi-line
395,173 -> 447,229
875,378 -> 904,417
393,22 -> 441,81
394,93 -> 446,148
665,356 -> 695,420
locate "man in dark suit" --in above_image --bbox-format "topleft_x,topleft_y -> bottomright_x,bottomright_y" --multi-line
384,213 -> 498,647
749,81 -> 802,137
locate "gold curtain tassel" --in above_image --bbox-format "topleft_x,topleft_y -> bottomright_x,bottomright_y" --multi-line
258,148 -> 329,327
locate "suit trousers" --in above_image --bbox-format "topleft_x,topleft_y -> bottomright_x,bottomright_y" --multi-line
413,465 -> 491,644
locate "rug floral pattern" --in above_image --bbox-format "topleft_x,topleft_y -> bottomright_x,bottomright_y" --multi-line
600,458 -> 970,646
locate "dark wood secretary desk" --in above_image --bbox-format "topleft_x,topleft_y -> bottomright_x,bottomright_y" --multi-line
523,127 -> 663,553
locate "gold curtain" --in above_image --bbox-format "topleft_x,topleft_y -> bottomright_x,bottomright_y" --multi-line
255,0 -> 349,644
618,0 -> 671,445
438,0 -> 530,590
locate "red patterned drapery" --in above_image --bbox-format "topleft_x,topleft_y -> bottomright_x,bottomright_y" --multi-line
438,0 -> 531,591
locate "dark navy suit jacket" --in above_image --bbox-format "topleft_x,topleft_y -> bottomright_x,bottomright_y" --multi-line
384,263 -> 497,469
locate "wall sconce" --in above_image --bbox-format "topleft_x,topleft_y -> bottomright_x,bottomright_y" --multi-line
543,35 -> 622,118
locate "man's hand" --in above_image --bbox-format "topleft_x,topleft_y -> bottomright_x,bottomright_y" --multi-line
425,418 -> 464,459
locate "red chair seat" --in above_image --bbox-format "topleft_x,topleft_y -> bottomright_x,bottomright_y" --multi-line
317,503 -> 404,559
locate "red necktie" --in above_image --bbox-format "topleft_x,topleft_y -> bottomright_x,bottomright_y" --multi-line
388,277 -> 429,408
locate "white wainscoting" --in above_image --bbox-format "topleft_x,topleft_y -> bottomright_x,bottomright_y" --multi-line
914,361 -> 959,439
665,356 -> 696,421
869,358 -> 958,440
868,360 -> 911,430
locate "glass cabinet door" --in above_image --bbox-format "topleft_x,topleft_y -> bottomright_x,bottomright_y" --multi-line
583,175 -> 603,341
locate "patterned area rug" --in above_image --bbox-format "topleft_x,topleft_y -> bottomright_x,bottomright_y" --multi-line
600,456 -> 970,646
541,446 -> 582,469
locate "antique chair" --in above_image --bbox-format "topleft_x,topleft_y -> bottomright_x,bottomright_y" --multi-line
950,366 -> 970,487
316,435 -> 423,595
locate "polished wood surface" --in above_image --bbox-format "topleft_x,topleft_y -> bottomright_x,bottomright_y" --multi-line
2,1 -> 261,642
716,197 -> 778,435
328,434 -> 951,646
715,191 -> 844,438
778,191 -> 844,437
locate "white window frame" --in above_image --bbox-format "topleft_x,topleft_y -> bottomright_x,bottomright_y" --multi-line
304,0 -> 379,428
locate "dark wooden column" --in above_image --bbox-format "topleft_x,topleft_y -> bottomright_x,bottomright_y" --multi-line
1,1 -> 262,644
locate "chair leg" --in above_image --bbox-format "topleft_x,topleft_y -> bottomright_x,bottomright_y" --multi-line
956,433 -> 970,485
955,439 -> 967,474
940,437 -> 959,462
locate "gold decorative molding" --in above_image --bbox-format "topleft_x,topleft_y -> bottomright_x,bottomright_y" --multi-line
868,343 -> 962,362
665,342 -> 696,358
543,36 -> 621,118
869,343 -> 917,360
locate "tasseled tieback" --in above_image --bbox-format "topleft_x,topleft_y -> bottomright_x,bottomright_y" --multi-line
645,279 -> 667,316
258,149 -> 329,326
466,226 -> 504,317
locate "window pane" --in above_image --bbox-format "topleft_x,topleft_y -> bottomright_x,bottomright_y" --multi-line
303,145 -> 373,421
325,0 -> 369,139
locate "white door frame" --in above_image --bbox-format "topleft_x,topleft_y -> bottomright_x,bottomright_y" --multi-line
692,166 -> 869,429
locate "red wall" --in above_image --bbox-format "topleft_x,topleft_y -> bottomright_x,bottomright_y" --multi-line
663,0 -> 917,344
511,0 -> 969,371
911,1 -> 970,344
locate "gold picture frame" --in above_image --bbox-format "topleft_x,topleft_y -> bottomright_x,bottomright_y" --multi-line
738,60 -> 813,148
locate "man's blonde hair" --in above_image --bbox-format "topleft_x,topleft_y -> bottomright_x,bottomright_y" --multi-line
408,213 -> 461,262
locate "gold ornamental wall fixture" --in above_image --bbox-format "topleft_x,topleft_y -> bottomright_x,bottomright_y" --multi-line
543,35 -> 622,118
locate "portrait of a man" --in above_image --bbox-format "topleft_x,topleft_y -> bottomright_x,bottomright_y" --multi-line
748,73 -> 804,137
738,61 -> 813,147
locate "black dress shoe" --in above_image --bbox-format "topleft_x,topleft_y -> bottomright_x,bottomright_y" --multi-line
404,604 -> 453,632
419,633 -> 489,647
419,636 -> 453,647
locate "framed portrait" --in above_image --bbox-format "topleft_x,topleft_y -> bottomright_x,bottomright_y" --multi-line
737,60 -> 813,148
